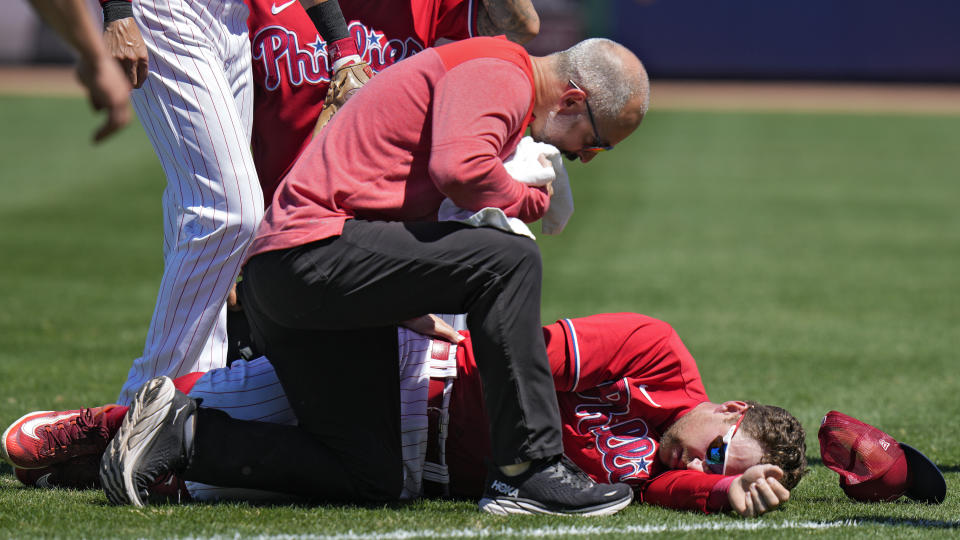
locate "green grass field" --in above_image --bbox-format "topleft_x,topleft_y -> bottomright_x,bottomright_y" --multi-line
0,95 -> 958,538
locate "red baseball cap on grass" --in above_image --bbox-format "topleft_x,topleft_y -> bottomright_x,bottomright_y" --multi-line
818,411 -> 946,504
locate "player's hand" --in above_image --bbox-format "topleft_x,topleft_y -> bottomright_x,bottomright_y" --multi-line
313,62 -> 373,135
728,464 -> 790,518
103,17 -> 149,89
227,282 -> 242,312
401,314 -> 464,344
536,154 -> 556,197
76,53 -> 133,143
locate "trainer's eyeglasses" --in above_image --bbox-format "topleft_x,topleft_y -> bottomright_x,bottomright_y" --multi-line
568,80 -> 614,154
705,412 -> 746,475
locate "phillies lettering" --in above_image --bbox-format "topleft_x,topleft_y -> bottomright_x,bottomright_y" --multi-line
252,21 -> 426,91
574,378 -> 658,483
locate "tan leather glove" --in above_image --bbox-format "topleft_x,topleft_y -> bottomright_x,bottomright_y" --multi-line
313,62 -> 373,135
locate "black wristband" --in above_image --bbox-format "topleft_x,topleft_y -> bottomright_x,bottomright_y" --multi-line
102,0 -> 134,24
306,1 -> 350,42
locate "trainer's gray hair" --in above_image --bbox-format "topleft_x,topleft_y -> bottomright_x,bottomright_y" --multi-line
551,38 -> 649,123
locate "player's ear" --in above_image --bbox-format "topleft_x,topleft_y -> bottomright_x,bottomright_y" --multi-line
560,87 -> 585,111
719,401 -> 750,414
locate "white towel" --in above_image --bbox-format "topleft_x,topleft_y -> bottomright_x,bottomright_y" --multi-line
438,136 -> 574,237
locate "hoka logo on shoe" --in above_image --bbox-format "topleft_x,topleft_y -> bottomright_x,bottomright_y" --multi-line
491,480 -> 519,498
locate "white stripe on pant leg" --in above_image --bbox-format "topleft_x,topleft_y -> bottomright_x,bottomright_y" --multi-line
118,0 -> 262,406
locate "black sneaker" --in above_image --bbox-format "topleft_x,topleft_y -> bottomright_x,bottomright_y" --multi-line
99,377 -> 196,507
479,455 -> 633,516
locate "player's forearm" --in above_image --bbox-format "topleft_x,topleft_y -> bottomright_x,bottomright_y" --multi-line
300,0 -> 349,41
639,469 -> 727,514
29,0 -> 110,63
99,0 -> 132,23
299,0 -> 360,70
477,0 -> 540,44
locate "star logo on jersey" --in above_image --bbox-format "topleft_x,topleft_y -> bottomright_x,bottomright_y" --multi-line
21,413 -> 80,440
366,28 -> 384,51
308,35 -> 327,57
270,0 -> 297,15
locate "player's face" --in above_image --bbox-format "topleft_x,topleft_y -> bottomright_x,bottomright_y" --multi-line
530,83 -> 617,163
658,401 -> 764,476
531,109 -> 601,163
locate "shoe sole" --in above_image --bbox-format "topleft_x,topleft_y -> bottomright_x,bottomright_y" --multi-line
479,491 -> 634,517
1,411 -> 55,468
99,377 -> 176,507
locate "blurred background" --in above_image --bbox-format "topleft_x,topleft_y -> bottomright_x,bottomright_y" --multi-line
4,0 -> 959,82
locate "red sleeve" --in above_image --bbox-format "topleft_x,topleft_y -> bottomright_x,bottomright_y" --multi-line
434,0 -> 479,39
171,372 -> 205,395
638,470 -> 730,513
428,58 -> 549,222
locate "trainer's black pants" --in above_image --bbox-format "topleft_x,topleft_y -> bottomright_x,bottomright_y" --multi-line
184,219 -> 564,500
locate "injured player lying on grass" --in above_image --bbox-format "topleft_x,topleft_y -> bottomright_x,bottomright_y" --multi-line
2,312 -> 807,517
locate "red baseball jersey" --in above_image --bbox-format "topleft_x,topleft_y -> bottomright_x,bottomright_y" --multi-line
439,313 -> 732,513
247,0 -> 479,202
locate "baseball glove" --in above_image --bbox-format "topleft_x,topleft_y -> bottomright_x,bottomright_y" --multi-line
313,62 -> 374,135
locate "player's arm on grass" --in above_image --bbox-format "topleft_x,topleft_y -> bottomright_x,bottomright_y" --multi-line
28,0 -> 132,143
637,469 -> 727,513
639,467 -> 789,517
477,0 -> 540,44
100,0 -> 148,89
301,0 -> 372,134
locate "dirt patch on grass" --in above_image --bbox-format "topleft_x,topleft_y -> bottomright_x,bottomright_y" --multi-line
652,80 -> 960,115
3,66 -> 960,115
0,66 -> 85,97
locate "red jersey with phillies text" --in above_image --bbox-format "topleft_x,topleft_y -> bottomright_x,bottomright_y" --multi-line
247,36 -> 548,258
247,0 -> 479,202
440,313 -> 732,513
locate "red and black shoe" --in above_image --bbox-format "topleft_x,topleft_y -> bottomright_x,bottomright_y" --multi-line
1,406 -> 122,469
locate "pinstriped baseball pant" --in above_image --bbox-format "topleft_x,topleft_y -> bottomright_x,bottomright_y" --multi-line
117,0 -> 263,405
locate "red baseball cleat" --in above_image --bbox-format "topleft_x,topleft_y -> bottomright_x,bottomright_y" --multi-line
1,406 -> 118,469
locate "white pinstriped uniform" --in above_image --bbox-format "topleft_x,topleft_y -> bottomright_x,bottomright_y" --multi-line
117,0 -> 264,405
183,315 -> 466,502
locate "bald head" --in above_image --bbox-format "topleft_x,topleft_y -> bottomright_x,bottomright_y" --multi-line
550,38 -> 649,135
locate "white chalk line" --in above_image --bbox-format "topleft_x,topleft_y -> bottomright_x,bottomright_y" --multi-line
181,519 -> 875,540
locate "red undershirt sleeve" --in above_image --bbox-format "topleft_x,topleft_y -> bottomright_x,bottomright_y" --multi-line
428,58 -> 549,223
